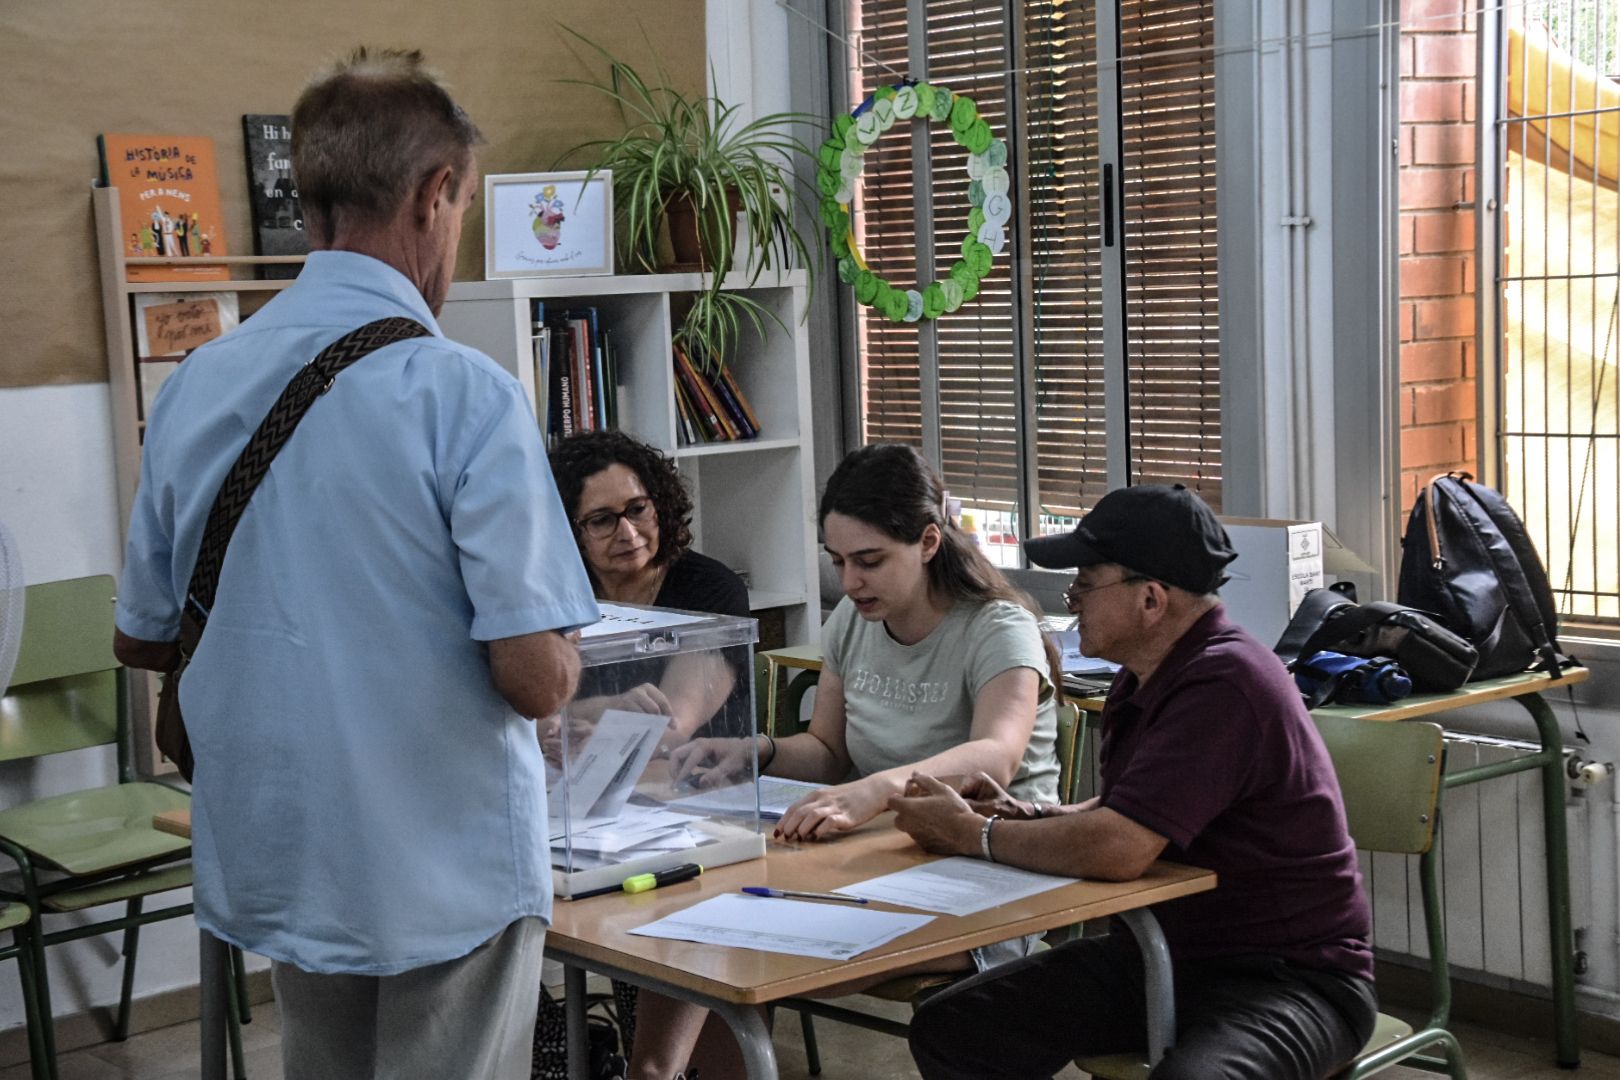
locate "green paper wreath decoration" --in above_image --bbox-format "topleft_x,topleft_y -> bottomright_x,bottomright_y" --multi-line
816,81 -> 1011,323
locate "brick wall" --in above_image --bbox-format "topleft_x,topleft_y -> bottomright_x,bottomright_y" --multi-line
1398,0 -> 1479,513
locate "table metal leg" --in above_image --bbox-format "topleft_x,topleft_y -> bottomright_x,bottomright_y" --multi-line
1516,692 -> 1580,1069
199,929 -> 229,1080
549,948 -> 781,1080
712,1000 -> 778,1080
1118,908 -> 1175,1067
565,964 -> 589,1080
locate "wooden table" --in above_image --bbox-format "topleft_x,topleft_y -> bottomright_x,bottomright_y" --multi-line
1074,667 -> 1592,1069
547,816 -> 1215,1079
155,811 -> 1215,1080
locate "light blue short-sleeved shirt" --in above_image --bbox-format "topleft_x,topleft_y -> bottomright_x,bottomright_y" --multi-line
116,251 -> 599,976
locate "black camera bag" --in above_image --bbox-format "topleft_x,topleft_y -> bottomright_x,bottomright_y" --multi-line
1275,588 -> 1477,693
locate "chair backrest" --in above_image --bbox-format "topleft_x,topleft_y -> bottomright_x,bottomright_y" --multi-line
1054,702 -> 1084,805
1314,715 -> 1445,855
0,575 -> 121,761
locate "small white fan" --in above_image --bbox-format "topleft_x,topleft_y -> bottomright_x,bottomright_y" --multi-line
0,521 -> 23,693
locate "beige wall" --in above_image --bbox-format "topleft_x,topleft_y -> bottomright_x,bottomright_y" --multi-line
1,0 -> 705,388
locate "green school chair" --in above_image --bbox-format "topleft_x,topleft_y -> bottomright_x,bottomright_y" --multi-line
785,701 -> 1086,1075
0,576 -> 249,1079
1078,716 -> 1462,1079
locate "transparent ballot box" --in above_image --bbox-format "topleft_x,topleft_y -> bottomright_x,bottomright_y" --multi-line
549,602 -> 764,898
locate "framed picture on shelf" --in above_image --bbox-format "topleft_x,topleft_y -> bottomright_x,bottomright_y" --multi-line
485,171 -> 613,279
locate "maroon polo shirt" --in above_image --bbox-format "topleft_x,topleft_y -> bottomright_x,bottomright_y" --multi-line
1098,606 -> 1374,981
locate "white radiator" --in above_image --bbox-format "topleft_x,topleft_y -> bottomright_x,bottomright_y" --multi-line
1363,732 -> 1590,991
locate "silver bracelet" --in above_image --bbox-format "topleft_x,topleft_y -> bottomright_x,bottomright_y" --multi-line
980,814 -> 1002,862
759,732 -> 777,771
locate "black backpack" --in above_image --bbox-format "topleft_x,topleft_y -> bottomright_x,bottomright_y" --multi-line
1397,472 -> 1562,680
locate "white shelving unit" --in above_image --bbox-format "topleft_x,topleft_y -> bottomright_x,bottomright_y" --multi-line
441,271 -> 820,647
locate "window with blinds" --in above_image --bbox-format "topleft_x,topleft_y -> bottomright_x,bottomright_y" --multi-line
844,0 -> 1220,527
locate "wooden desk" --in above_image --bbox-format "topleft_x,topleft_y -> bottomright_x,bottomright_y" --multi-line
156,813 -> 1216,1080
548,817 -> 1215,1079
1074,667 -> 1591,1069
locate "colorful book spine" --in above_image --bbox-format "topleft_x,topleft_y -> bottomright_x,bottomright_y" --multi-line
705,364 -> 757,439
674,345 -> 726,440
718,365 -> 763,437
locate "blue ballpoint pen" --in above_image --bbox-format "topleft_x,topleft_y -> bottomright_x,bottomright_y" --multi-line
741,886 -> 868,905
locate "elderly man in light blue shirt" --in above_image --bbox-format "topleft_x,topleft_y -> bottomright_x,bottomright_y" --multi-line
113,47 -> 598,1079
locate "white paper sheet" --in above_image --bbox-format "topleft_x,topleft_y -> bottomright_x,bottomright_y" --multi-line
631,894 -> 934,960
580,602 -> 709,639
665,777 -> 825,820
836,856 -> 1078,916
546,710 -> 668,825
1049,628 -> 1122,676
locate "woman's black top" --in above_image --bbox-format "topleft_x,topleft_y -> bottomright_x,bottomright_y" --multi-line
654,550 -> 751,619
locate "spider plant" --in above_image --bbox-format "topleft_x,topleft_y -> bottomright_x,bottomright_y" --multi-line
557,31 -> 817,367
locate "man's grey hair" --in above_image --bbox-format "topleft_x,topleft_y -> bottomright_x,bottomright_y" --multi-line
291,47 -> 485,245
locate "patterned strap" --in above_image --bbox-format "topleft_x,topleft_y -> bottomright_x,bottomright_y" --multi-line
185,317 -> 431,618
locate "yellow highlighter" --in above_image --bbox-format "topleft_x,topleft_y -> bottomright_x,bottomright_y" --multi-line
570,863 -> 704,901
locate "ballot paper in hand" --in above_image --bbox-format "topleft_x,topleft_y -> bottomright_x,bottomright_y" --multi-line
546,709 -> 667,826
836,856 -> 1078,916
631,894 -> 934,960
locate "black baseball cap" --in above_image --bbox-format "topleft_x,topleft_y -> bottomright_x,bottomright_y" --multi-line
1023,484 -> 1237,594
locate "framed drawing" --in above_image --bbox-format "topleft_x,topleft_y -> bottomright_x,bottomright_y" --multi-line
484,171 -> 613,279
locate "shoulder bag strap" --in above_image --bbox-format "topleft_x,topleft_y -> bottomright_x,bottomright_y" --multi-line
184,316 -> 431,623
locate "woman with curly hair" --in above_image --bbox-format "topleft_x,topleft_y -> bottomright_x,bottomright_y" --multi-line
547,430 -> 750,748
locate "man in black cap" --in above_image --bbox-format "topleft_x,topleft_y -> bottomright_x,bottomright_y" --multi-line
893,484 -> 1377,1080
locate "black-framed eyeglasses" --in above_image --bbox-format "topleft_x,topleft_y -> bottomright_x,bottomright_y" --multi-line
576,498 -> 656,540
1062,574 -> 1148,609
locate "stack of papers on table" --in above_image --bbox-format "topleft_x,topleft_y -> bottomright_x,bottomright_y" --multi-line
551,806 -> 703,870
632,894 -> 934,960
834,856 -> 1078,916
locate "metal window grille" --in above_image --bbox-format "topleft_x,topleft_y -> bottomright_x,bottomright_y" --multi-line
1491,0 -> 1620,622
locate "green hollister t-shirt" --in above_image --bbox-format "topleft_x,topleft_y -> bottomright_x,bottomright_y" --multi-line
822,597 -> 1060,804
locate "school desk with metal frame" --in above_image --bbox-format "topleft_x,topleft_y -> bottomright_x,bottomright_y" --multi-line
545,816 -> 1216,1080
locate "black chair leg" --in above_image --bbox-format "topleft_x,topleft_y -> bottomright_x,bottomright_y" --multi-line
14,926 -> 53,1080
800,1010 -> 821,1076
114,897 -> 143,1041
231,946 -> 251,1025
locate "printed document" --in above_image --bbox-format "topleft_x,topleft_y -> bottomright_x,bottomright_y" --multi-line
836,856 -> 1078,916
631,894 -> 934,960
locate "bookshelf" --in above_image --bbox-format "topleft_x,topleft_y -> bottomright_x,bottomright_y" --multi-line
94,185 -> 306,774
441,271 -> 821,647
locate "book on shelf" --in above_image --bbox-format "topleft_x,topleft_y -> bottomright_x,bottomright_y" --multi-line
241,115 -> 309,280
529,300 -> 551,434
131,293 -> 240,419
673,344 -> 726,442
97,133 -> 229,282
717,364 -> 762,436
535,305 -> 623,447
673,345 -> 761,445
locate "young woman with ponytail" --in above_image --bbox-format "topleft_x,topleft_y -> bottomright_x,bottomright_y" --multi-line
630,444 -> 1061,1080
